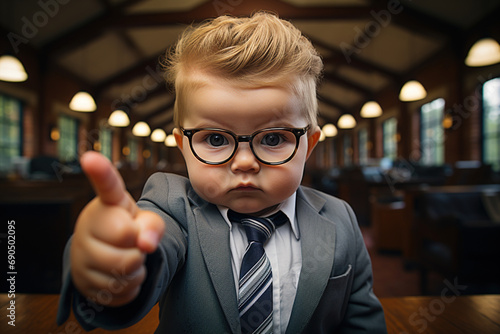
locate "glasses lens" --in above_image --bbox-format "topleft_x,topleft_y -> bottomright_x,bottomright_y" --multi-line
252,129 -> 297,163
191,130 -> 235,163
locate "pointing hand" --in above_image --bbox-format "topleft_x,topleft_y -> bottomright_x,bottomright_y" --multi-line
70,151 -> 164,306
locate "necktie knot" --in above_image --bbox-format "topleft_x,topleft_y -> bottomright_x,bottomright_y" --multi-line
228,210 -> 288,244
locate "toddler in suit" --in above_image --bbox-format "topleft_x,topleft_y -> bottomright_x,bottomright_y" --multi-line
58,11 -> 387,333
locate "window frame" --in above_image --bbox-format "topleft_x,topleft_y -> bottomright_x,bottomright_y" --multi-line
420,98 -> 445,166
128,136 -> 138,164
382,117 -> 397,161
482,77 -> 500,171
100,125 -> 113,160
0,93 -> 23,174
58,114 -> 79,162
343,133 -> 352,166
358,127 -> 368,166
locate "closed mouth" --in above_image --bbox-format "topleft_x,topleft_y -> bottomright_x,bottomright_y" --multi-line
233,184 -> 259,191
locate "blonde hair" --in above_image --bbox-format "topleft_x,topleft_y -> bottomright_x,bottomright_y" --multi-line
162,11 -> 323,128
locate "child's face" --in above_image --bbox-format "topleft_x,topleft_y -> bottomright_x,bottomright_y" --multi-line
174,74 -> 320,216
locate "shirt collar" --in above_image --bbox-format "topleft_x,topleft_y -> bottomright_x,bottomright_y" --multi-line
218,192 -> 300,240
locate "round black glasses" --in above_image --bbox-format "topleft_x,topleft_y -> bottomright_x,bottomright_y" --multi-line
181,125 -> 310,165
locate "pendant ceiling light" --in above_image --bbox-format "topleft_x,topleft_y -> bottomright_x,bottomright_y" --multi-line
132,121 -> 151,137
108,109 -> 130,127
151,128 -> 167,142
337,114 -> 357,129
165,134 -> 177,147
399,80 -> 427,102
400,33 -> 427,102
322,123 -> 338,137
360,101 -> 382,118
0,55 -> 28,82
69,91 -> 96,112
465,38 -> 500,67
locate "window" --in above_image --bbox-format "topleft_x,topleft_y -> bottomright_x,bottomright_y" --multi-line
420,98 -> 445,165
100,126 -> 112,160
128,137 -> 138,164
343,134 -> 352,166
0,94 -> 22,173
383,117 -> 397,161
483,78 -> 500,171
58,114 -> 78,162
358,128 -> 368,165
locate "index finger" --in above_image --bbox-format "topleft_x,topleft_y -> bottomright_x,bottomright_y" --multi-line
81,151 -> 137,214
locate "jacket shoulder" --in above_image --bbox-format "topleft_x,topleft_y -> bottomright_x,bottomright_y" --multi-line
298,185 -> 351,211
138,172 -> 199,228
298,185 -> 359,230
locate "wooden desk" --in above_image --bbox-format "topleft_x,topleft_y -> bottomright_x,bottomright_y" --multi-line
0,293 -> 159,334
1,294 -> 499,333
382,295 -> 500,333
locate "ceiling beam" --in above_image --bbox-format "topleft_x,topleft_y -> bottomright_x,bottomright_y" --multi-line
44,0 -> 451,98
150,107 -> 175,129
145,99 -> 175,122
116,0 -> 460,44
96,0 -> 399,97
309,36 -> 401,79
322,71 -> 373,97
317,93 -> 350,115
140,82 -> 171,101
38,0 -> 499,131
42,0 -> 144,57
118,83 -> 172,120
95,54 -> 163,93
42,0 -> 379,58
369,0 -> 461,39
116,30 -> 144,60
115,0 -> 379,28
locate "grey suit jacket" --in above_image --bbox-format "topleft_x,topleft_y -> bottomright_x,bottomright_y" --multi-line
57,172 -> 387,333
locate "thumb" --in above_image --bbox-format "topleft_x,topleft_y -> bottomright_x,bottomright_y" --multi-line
136,210 -> 165,253
81,151 -> 138,215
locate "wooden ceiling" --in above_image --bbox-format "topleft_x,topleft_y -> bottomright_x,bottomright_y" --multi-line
1,0 -> 500,132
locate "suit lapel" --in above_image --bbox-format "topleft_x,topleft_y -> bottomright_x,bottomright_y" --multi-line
192,196 -> 240,334
286,188 -> 337,334
187,187 -> 336,334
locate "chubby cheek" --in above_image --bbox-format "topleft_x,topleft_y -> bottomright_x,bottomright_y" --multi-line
180,144 -> 226,203
186,163 -> 231,204
265,164 -> 303,199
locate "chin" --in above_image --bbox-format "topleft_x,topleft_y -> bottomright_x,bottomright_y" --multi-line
227,200 -> 279,216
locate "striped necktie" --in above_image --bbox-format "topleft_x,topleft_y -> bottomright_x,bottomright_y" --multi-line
228,210 -> 288,334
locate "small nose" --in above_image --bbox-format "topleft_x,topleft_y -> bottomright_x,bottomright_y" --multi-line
230,143 -> 260,173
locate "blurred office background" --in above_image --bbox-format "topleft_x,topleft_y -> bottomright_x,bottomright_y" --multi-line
1,0 -> 499,297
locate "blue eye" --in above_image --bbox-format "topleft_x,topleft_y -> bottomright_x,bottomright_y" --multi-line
207,133 -> 229,147
261,133 -> 284,146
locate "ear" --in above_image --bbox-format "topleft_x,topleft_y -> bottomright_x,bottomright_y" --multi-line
305,126 -> 321,160
173,128 -> 184,150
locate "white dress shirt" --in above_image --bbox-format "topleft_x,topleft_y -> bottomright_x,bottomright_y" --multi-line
218,193 -> 302,334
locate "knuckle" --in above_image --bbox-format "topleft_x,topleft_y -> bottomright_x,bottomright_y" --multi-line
118,250 -> 146,276
92,208 -> 138,247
